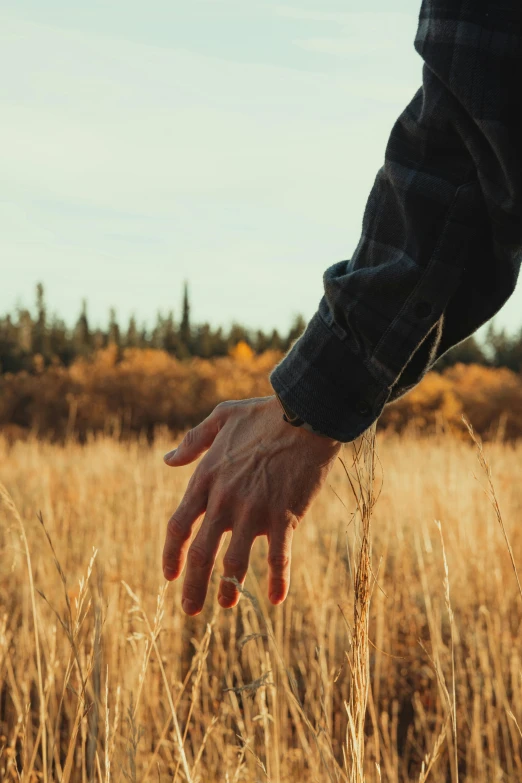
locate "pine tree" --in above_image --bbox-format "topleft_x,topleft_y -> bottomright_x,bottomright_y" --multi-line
108,308 -> 121,346
163,311 -> 179,355
485,323 -> 522,372
151,312 -> 165,350
33,282 -> 49,358
268,328 -> 282,351
435,335 -> 489,370
139,324 -> 149,347
254,329 -> 269,353
74,299 -> 91,355
0,315 -> 19,373
179,282 -> 192,354
49,314 -> 71,364
17,308 -> 33,354
228,323 -> 250,350
92,329 -> 105,351
126,315 -> 140,348
194,323 -> 213,358
210,326 -> 227,357
285,314 -> 306,349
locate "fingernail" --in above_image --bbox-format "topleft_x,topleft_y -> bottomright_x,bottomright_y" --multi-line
270,593 -> 281,604
218,595 -> 231,608
164,449 -> 177,462
163,567 -> 177,581
182,598 -> 198,615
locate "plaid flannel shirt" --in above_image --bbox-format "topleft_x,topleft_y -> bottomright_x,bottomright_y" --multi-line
270,0 -> 522,442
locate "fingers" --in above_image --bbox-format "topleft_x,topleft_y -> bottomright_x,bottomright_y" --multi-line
181,518 -> 225,616
267,525 -> 294,605
218,525 -> 255,609
163,486 -> 208,580
164,405 -> 229,467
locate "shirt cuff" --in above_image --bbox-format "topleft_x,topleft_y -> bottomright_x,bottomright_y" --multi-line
270,311 -> 391,443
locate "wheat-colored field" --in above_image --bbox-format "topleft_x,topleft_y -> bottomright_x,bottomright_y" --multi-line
1,430 -> 521,782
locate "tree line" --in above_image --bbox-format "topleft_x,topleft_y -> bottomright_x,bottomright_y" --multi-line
0,283 -> 307,374
0,283 -> 521,374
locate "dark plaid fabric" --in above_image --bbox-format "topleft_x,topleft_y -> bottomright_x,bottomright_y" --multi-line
271,0 -> 522,442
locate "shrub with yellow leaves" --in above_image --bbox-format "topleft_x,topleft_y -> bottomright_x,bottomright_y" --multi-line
228,340 -> 255,362
0,353 -> 521,442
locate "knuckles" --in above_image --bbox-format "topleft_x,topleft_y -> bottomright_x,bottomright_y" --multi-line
214,399 -> 244,425
267,553 -> 290,572
222,555 -> 246,574
215,400 -> 233,415
166,515 -> 187,542
187,544 -> 212,570
187,469 -> 208,495
182,427 -> 198,449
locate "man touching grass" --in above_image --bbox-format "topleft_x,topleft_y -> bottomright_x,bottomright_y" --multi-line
162,398 -> 340,614
163,0 -> 522,615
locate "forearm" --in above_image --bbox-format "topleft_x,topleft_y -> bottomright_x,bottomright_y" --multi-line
271,0 -> 522,442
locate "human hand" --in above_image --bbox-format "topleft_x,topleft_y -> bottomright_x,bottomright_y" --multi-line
162,396 -> 341,615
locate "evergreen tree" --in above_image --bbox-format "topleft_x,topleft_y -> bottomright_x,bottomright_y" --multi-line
485,324 -> 522,373
126,315 -> 140,348
108,308 -> 121,346
209,326 -> 227,357
254,329 -> 269,353
228,323 -> 250,350
139,324 -> 149,347
162,311 -> 179,355
49,314 -> 71,364
285,314 -> 306,350
74,299 -> 91,355
435,335 -> 489,370
179,282 -> 192,353
151,311 -> 165,350
33,282 -> 49,358
268,328 -> 282,351
194,323 -> 213,358
17,308 -> 33,354
92,329 -> 105,351
0,315 -> 19,373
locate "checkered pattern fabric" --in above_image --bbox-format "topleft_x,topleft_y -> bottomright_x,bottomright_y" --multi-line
271,0 -> 522,442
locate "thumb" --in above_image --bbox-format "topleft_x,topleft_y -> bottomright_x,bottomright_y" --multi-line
164,411 -> 222,467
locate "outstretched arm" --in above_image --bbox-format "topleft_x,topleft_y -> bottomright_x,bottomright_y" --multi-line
163,1 -> 522,614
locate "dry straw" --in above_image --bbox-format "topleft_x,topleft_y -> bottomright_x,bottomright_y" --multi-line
340,426 -> 379,783
1,423 -> 522,781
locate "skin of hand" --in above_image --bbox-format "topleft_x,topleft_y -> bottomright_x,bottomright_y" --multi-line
162,395 -> 341,616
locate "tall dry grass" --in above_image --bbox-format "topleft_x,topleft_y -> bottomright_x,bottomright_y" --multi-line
1,428 -> 521,782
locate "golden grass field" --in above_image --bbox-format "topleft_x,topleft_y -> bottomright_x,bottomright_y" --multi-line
1,429 -> 521,782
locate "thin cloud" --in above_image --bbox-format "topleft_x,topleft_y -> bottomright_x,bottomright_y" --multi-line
291,11 -> 418,57
276,6 -> 414,24
275,6 -> 354,22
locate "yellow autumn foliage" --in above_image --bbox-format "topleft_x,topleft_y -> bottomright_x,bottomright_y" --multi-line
380,363 -> 522,440
0,352 -> 521,441
228,340 -> 255,362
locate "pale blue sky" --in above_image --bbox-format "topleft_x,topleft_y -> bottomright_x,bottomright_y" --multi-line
1,0 -> 520,335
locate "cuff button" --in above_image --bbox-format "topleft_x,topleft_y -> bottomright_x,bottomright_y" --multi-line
414,301 -> 432,319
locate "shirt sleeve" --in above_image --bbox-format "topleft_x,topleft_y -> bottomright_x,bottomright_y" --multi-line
270,0 -> 522,442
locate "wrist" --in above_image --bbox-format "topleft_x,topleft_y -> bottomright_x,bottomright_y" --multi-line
273,392 -> 338,444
